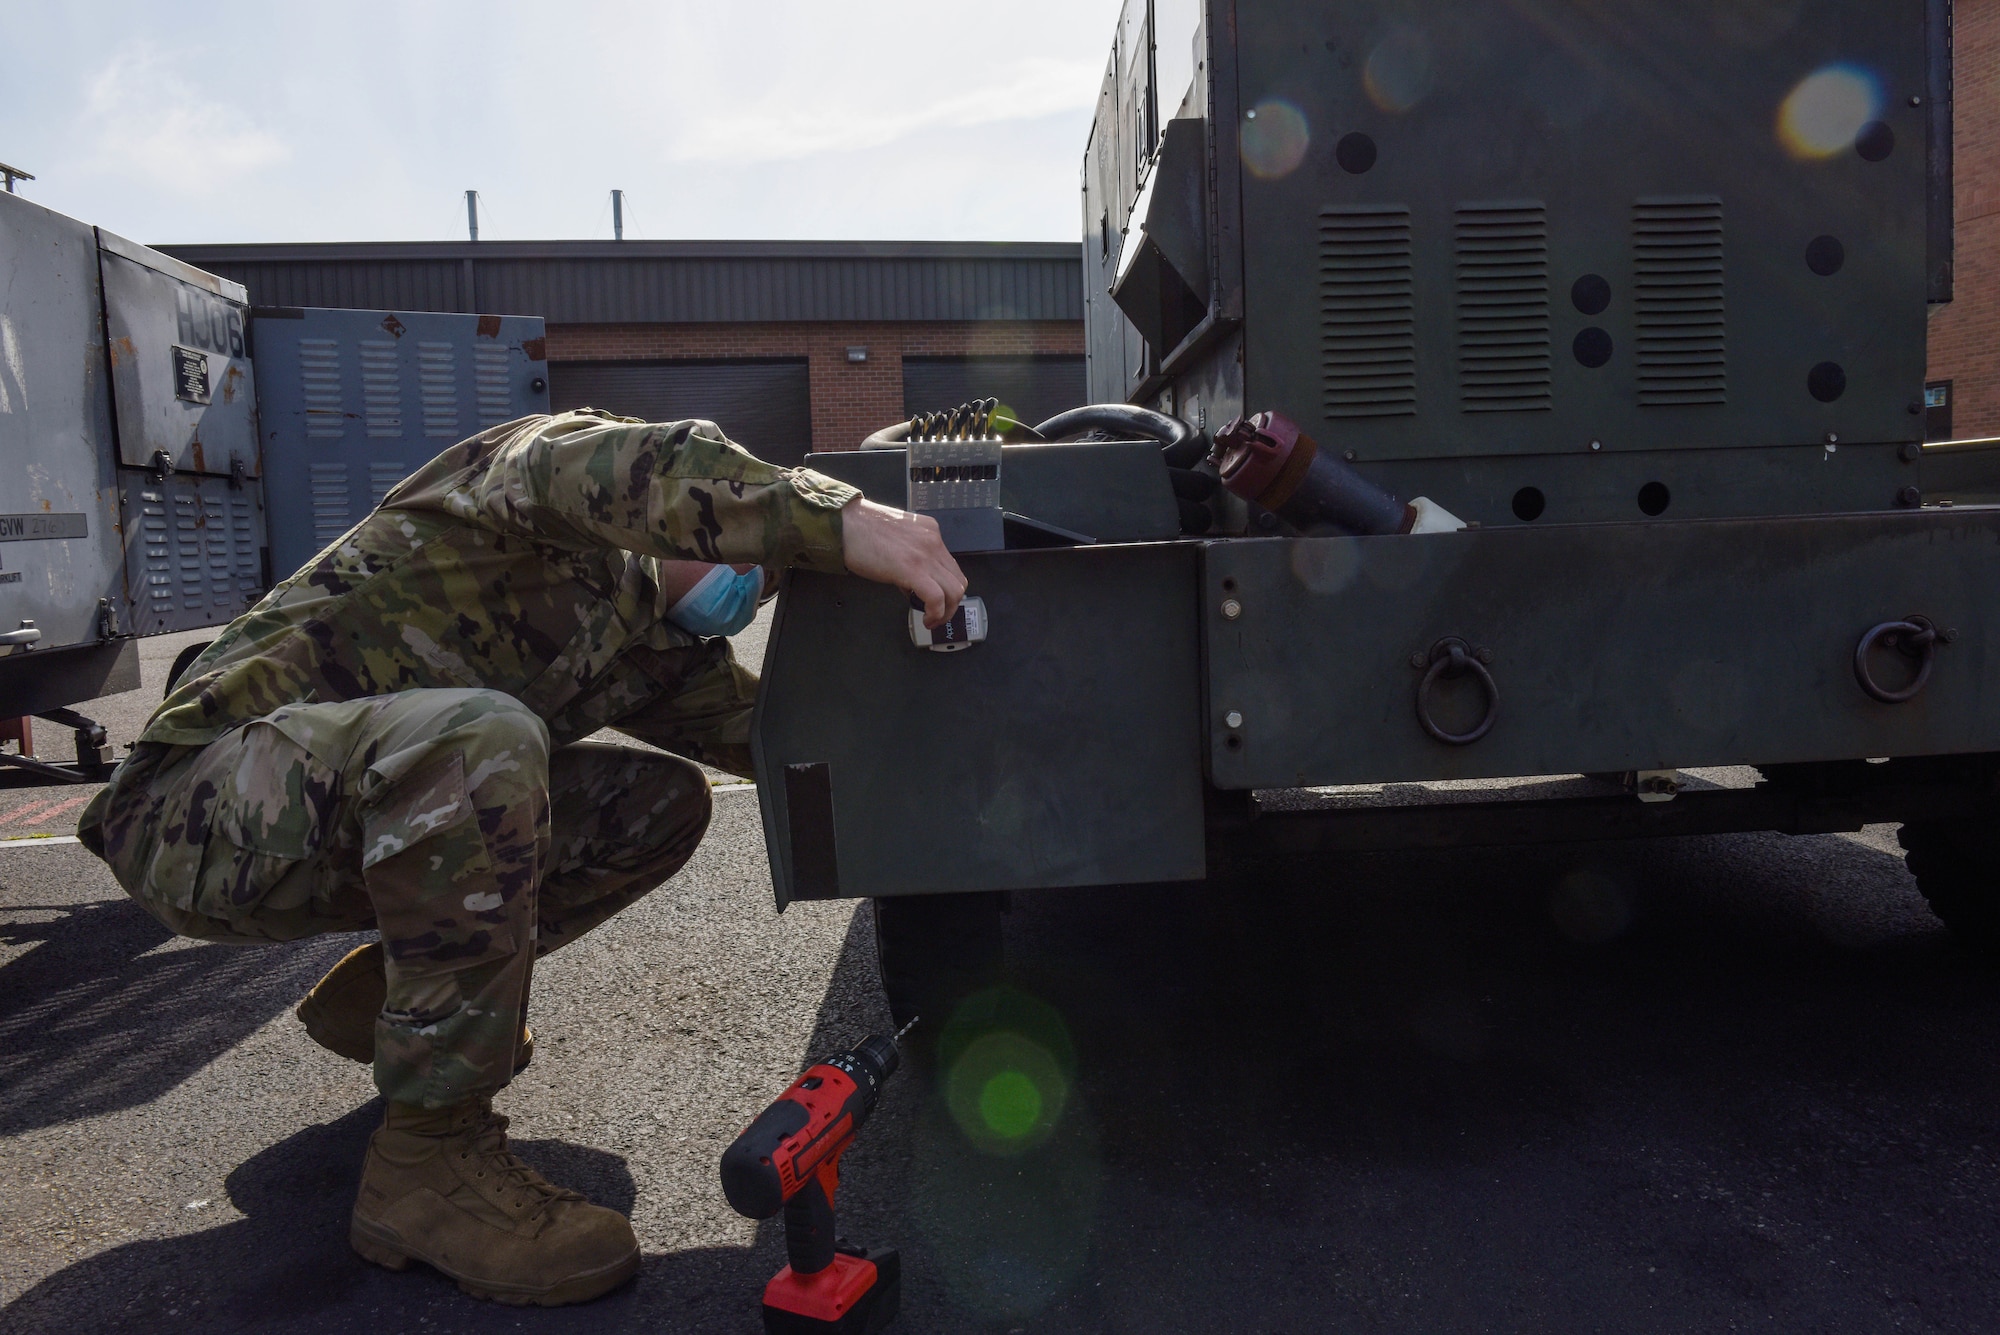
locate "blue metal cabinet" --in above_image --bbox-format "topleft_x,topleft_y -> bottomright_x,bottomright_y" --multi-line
252,307 -> 549,581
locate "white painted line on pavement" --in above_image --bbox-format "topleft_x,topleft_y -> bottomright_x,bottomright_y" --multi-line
712,784 -> 758,796
0,835 -> 81,848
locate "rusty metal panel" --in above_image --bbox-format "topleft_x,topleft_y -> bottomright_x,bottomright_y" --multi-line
1203,510 -> 2000,788
98,229 -> 259,477
252,307 -> 549,581
0,191 -> 133,656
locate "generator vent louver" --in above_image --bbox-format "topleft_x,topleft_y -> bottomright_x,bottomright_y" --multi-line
1317,206 -> 1416,418
1454,202 -> 1551,413
1634,196 -> 1726,406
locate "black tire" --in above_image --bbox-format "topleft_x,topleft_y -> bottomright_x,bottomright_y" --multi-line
1899,816 -> 2000,952
872,891 -> 1006,1047
165,640 -> 214,697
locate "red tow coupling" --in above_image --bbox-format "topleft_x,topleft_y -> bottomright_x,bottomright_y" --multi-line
1210,411 -> 1466,536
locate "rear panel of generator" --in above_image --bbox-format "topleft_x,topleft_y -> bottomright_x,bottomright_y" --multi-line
1085,0 -> 1944,525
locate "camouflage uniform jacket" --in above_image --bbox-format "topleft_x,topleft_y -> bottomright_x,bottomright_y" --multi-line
117,409 -> 857,758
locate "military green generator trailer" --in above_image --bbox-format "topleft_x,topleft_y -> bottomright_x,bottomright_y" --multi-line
752,0 -> 2000,1023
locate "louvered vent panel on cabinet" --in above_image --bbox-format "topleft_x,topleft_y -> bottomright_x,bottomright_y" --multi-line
1455,202 -> 1550,412
1634,196 -> 1726,406
1317,206 -> 1416,418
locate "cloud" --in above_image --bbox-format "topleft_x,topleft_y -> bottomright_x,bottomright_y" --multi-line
80,47 -> 289,191
662,54 -> 1102,164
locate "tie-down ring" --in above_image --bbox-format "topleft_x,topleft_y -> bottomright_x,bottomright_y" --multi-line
1415,637 -> 1498,745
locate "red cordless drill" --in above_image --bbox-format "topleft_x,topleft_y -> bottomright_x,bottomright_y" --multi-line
720,1020 -> 914,1335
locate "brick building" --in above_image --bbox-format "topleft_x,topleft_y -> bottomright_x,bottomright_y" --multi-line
164,240 -> 1086,466
1927,0 -> 1996,440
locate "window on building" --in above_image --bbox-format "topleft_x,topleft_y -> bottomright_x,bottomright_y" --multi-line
1925,380 -> 1952,442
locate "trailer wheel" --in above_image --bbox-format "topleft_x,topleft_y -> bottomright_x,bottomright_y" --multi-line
165,641 -> 213,697
872,891 -> 1006,1061
1899,817 -> 2000,952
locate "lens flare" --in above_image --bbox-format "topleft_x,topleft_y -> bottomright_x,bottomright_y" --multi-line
1241,99 -> 1310,180
946,1031 -> 1069,1154
1777,64 -> 1882,159
978,1070 -> 1043,1138
1364,28 -> 1434,114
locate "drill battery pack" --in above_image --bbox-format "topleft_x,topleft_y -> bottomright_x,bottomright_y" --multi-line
761,1248 -> 901,1335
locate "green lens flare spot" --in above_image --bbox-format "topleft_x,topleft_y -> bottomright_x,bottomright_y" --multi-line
943,1025 -> 1070,1156
978,1070 -> 1043,1139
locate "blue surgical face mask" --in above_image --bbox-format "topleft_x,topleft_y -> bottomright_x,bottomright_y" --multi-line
667,565 -> 764,637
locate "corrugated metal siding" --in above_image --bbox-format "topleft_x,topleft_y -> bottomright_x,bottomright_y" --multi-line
161,242 -> 1083,324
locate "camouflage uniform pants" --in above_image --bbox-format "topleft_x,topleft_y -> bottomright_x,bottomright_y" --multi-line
91,688 -> 712,1107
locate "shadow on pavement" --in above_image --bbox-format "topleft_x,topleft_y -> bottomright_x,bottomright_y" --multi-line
797,831 -> 2000,1333
14,829 -> 2000,1333
0,898 -> 363,1136
0,914 -> 892,1335
0,1101 -> 750,1335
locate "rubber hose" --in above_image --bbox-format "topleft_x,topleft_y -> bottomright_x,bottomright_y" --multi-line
859,421 -> 911,450
1032,404 -> 1207,469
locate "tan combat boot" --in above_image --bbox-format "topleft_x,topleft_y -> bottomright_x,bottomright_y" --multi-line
297,942 -> 533,1070
350,1098 -> 640,1305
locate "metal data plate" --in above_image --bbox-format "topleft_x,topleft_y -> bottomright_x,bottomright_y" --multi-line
252,307 -> 550,580
1203,510 -> 2000,789
753,543 -> 1205,905
98,230 -> 258,476
0,192 -> 132,652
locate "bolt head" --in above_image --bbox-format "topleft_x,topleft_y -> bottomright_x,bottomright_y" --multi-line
1589,439 -> 1602,452
1897,485 -> 1922,507
1410,651 -> 1426,669
1343,449 -> 1357,461
1911,94 -> 1924,106
1826,432 -> 1839,445
1475,647 -> 1494,664
1220,598 -> 1243,620
1224,710 -> 1244,729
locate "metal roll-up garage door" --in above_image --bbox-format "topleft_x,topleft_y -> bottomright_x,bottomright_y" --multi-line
550,359 -> 813,467
902,355 -> 1087,431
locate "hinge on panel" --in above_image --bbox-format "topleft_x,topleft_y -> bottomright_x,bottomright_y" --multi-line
229,456 -> 247,490
148,449 -> 174,485
97,598 -> 121,639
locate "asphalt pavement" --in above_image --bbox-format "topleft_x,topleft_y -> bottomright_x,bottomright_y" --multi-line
3,623 -> 1999,1332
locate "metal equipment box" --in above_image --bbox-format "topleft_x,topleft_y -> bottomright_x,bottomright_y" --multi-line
0,191 -> 271,713
754,0 -> 1999,929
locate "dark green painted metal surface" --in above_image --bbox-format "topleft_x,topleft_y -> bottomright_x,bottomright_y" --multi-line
1923,441 -> 2000,506
752,543 -> 1206,906
1236,0 -> 1928,467
1203,509 -> 2000,789
803,441 -> 1179,544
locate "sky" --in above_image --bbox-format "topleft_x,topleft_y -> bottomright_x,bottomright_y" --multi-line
4,0 -> 1128,246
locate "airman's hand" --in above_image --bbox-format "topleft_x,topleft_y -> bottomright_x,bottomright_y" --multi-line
839,498 -> 968,628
